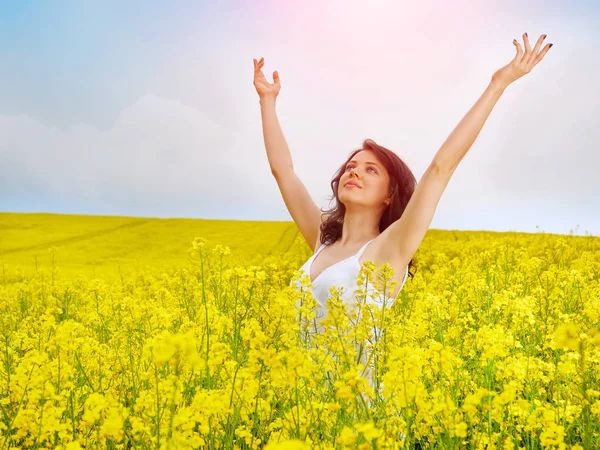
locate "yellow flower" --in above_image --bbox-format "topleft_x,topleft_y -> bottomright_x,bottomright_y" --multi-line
591,400 -> 600,418
338,426 -> 357,445
589,327 -> 600,348
554,323 -> 581,351
454,421 -> 468,438
354,421 -> 383,441
494,385 -> 518,406
99,405 -> 127,440
264,439 -> 311,450
334,380 -> 354,401
82,392 -> 107,426
191,237 -> 207,250
211,243 -> 231,256
235,426 -> 254,446
151,333 -> 177,366
64,442 -> 83,450
540,423 -> 565,448
462,388 -> 493,419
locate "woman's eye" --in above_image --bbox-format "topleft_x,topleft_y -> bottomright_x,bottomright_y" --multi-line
347,165 -> 376,173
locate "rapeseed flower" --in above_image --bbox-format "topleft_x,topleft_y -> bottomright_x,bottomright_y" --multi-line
1,232 -> 599,447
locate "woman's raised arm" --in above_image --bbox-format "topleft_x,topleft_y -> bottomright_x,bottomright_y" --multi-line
253,57 -> 323,252
372,33 -> 554,270
253,57 -> 291,176
432,33 -> 553,172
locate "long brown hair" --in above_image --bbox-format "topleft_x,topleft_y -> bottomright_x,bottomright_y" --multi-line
319,138 -> 418,280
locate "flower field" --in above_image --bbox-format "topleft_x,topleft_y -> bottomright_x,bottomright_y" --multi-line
1,213 -> 599,449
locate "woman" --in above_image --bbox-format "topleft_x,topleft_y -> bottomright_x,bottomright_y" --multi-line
253,33 -> 553,329
253,35 -> 553,428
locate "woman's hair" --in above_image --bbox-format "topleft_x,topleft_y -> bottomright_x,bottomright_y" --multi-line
319,138 -> 418,280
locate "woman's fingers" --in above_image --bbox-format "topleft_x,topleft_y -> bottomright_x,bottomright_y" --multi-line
531,34 -> 547,56
253,57 -> 265,71
254,59 -> 266,88
253,57 -> 278,90
524,33 -> 542,65
532,42 -> 553,67
515,33 -> 552,67
521,32 -> 531,63
513,39 -> 523,62
528,34 -> 547,66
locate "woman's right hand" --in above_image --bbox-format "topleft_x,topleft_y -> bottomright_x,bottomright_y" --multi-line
253,57 -> 281,100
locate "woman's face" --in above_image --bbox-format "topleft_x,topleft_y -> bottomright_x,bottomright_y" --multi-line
338,150 -> 390,208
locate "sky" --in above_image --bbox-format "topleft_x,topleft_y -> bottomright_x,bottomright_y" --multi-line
1,0 -> 599,236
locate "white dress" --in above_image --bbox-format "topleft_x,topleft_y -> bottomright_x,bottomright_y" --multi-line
290,238 -> 409,334
289,238 -> 410,411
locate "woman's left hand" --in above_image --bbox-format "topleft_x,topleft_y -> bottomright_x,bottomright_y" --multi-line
491,33 -> 553,89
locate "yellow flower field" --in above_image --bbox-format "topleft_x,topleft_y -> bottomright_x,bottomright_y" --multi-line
1,213 -> 599,449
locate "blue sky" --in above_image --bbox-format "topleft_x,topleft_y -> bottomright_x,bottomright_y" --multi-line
1,0 -> 599,236
0,1 -> 217,128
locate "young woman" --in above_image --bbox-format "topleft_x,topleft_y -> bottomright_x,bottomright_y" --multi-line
253,32 -> 553,331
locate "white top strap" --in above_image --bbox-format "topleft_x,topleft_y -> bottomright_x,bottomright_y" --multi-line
313,243 -> 327,258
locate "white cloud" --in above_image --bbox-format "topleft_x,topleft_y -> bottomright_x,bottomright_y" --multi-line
0,94 -> 253,217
